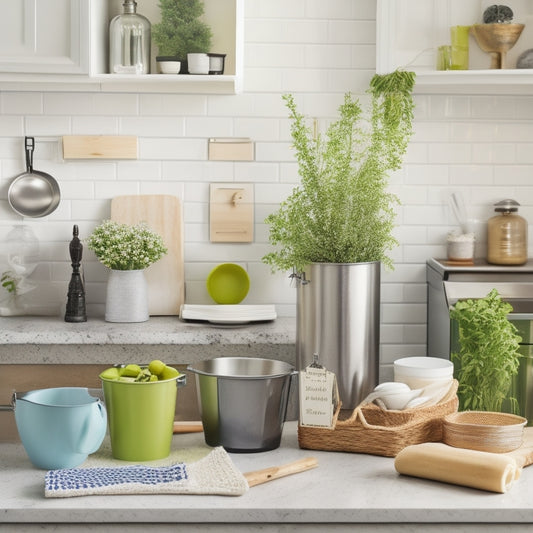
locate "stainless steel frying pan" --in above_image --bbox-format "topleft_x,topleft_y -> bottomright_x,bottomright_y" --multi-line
8,137 -> 61,218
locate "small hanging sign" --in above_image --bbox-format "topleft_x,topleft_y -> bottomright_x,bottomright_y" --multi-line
299,353 -> 340,429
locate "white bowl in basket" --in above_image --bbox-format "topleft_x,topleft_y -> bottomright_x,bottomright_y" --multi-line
394,356 -> 453,389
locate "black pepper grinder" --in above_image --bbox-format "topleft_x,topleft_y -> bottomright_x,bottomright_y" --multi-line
65,224 -> 87,322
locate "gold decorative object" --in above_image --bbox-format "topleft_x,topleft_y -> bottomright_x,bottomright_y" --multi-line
470,23 -> 525,69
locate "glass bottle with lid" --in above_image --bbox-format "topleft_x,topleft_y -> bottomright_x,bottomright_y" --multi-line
109,0 -> 151,74
487,199 -> 528,265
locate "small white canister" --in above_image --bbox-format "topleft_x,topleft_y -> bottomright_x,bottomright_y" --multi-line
447,231 -> 475,262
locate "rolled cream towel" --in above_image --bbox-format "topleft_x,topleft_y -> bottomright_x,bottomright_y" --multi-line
395,442 -> 521,493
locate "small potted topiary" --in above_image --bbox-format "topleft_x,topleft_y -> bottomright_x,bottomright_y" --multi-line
153,0 -> 212,74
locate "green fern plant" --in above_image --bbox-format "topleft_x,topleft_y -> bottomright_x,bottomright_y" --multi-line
263,70 -> 416,273
153,0 -> 212,59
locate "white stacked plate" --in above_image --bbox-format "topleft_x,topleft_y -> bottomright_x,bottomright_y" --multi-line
180,304 -> 277,325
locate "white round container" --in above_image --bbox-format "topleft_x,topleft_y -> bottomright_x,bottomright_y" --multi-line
187,53 -> 209,74
394,356 -> 453,389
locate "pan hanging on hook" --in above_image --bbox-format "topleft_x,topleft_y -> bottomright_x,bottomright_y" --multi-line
8,137 -> 61,218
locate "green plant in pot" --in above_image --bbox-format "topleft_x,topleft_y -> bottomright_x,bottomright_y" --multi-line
87,220 -> 167,323
153,0 -> 212,74
263,70 -> 416,409
450,288 -> 521,413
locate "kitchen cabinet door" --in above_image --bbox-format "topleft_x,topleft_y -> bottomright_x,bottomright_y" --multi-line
0,0 -> 105,75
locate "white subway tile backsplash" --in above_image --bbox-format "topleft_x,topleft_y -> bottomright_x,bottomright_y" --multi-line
183,203 -> 209,224
254,142 -> 293,163
515,144 -> 533,164
245,20 -> 286,43
0,116 -> 24,136
472,142 -> 516,164
117,161 -> 161,181
328,20 -> 375,44
139,138 -> 206,160
306,0 -> 354,19
450,122 -> 497,142
139,94 -> 207,116
233,118 -> 280,140
162,161 -> 234,181
72,116 -> 119,135
350,44 -> 376,69
120,117 -> 185,137
470,96 -> 517,119
1,92 -> 42,114
184,117 -> 234,138
139,182 -> 184,197
243,68 -> 284,93
305,45 -> 352,69
494,165 -> 533,185
283,69 -> 329,93
449,165 -> 494,185
59,181 -> 94,199
428,142 -> 472,164
382,303 -> 427,325
4,1 -> 533,374
24,116 -> 71,136
207,94 -> 256,117
253,0 -> 305,19
94,181 -> 139,198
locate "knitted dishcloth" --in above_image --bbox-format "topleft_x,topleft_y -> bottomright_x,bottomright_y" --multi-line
45,446 -> 249,498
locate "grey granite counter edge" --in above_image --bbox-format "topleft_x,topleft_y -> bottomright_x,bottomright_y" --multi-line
0,316 -> 296,345
2,507 -> 533,525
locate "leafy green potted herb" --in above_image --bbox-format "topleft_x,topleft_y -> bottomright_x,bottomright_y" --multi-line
263,70 -> 416,408
450,288 -> 521,412
152,0 -> 212,74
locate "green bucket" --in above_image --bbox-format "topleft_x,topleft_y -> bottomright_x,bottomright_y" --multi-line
100,373 -> 184,461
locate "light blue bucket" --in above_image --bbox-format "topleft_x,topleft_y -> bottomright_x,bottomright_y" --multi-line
13,387 -> 107,470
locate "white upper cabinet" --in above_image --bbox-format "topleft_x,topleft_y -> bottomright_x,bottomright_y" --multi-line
0,0 -> 106,75
0,0 -> 243,94
377,0 -> 533,94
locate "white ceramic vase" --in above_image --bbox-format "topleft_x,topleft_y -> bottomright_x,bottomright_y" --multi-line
105,269 -> 149,323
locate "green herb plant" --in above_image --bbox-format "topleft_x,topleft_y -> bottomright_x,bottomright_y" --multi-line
1,271 -> 17,295
450,288 -> 521,412
262,70 -> 416,273
153,0 -> 212,59
87,220 -> 168,271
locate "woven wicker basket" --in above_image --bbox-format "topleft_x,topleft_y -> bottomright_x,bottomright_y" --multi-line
298,380 -> 459,457
443,411 -> 527,453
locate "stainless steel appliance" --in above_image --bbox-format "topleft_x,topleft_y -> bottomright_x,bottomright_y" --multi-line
427,257 -> 533,422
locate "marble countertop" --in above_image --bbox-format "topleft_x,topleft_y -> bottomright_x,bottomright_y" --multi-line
0,316 -> 296,364
2,422 -> 533,531
0,316 -> 294,345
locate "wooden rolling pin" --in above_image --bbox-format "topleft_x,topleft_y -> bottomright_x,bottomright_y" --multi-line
395,442 -> 520,493
173,421 -> 204,434
244,457 -> 318,487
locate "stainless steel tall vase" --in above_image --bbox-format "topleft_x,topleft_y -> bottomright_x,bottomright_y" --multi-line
296,261 -> 380,409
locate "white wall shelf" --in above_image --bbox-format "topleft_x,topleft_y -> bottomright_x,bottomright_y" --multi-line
377,0 -> 533,94
0,0 -> 243,95
0,73 -> 241,94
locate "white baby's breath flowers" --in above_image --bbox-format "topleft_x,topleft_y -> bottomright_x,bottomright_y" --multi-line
87,220 -> 167,270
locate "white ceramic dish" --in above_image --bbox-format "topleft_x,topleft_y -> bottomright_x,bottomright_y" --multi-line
394,356 -> 454,389
158,61 -> 181,74
180,304 -> 277,324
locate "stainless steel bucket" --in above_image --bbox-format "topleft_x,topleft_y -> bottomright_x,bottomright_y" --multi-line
187,357 -> 296,453
296,262 -> 380,409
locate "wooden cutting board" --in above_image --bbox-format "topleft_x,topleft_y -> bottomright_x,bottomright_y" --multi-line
111,195 -> 184,316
